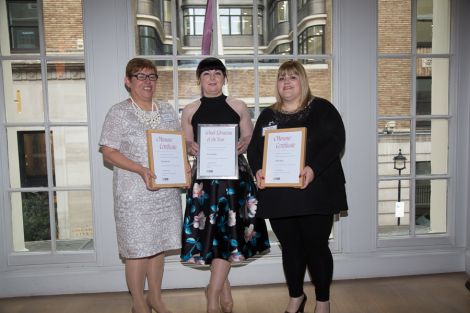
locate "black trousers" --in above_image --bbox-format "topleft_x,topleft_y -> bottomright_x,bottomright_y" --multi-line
270,214 -> 334,301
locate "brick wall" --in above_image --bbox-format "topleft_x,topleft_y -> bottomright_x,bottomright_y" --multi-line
43,0 -> 83,53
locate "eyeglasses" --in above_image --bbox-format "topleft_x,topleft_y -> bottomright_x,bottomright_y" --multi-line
131,73 -> 158,81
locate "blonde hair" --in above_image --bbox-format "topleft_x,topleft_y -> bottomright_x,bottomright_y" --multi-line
272,60 -> 313,112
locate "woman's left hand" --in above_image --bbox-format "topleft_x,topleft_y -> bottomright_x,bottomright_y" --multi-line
300,166 -> 315,189
138,166 -> 160,191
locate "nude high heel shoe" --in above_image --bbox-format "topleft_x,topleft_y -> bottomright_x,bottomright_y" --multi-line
285,293 -> 307,313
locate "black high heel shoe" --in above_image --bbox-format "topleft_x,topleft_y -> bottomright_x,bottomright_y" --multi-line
284,293 -> 307,313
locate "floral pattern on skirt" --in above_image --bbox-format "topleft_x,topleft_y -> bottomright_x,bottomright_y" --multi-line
181,156 -> 271,265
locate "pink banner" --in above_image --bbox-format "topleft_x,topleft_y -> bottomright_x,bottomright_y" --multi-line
201,0 -> 213,55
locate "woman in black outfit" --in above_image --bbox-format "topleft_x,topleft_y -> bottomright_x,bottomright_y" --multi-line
247,60 -> 348,313
180,57 -> 270,313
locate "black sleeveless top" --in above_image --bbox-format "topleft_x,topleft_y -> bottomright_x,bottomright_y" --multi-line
191,94 -> 240,142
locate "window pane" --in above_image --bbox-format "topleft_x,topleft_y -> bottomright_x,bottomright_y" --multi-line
378,179 -> 410,237
416,119 -> 448,175
6,1 -> 40,53
43,0 -> 84,55
221,16 -> 230,35
416,58 -> 449,115
299,26 -> 325,56
7,127 -> 49,189
55,191 -> 94,251
163,0 -> 171,22
378,0 -> 411,54
415,179 -> 447,234
378,59 -> 412,116
378,120 -> 411,176
151,60 -> 174,104
11,191 -> 51,252
183,15 -> 191,35
51,127 -> 90,187
231,16 -> 241,35
417,0 -> 450,53
242,15 -> 252,35
2,60 -> 44,123
277,1 -> 288,22
48,61 -> 87,122
225,59 -> 255,101
195,16 -> 204,35
177,60 -> 199,114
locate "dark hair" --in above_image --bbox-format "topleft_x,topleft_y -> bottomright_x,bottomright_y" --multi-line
196,57 -> 227,78
125,58 -> 157,79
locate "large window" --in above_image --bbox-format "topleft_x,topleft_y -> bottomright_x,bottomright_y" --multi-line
377,0 -> 451,239
1,0 -> 93,263
133,0 -> 334,247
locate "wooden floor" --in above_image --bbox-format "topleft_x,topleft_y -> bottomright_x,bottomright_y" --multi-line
1,272 -> 469,313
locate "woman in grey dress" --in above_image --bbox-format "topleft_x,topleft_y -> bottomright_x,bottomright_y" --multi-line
99,58 -> 183,313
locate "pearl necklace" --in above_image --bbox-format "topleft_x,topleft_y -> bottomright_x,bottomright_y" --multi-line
130,96 -> 161,129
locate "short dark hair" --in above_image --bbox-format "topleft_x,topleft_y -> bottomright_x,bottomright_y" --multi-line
196,57 -> 227,79
125,58 -> 157,79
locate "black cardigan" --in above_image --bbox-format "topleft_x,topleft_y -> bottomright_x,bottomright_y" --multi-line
247,97 -> 348,218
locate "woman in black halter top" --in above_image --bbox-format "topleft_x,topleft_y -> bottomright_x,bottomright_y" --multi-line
180,58 -> 270,313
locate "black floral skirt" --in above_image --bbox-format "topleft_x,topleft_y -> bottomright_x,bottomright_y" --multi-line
181,156 -> 270,265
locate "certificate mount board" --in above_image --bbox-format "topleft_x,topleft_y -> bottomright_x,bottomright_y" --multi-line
262,127 -> 306,188
147,130 -> 189,188
197,124 -> 239,180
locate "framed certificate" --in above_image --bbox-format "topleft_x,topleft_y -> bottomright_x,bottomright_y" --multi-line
147,130 -> 190,188
262,127 -> 306,187
197,124 -> 239,180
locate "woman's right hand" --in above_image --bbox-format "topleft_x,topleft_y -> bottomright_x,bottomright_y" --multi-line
255,169 -> 265,189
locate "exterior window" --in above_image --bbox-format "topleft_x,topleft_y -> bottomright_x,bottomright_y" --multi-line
417,0 -> 432,48
377,0 -> 450,238
17,131 -> 53,188
183,7 -> 205,35
6,0 -> 39,52
257,9 -> 263,35
163,0 -> 171,22
277,1 -> 289,23
220,7 -> 253,35
139,26 -> 158,55
298,0 -> 308,10
273,42 -> 292,54
298,25 -> 324,56
139,26 -> 172,55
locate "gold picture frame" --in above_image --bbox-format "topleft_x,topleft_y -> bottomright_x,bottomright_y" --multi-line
262,127 -> 306,188
147,130 -> 190,188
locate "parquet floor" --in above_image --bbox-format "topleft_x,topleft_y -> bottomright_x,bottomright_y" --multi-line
1,272 -> 469,313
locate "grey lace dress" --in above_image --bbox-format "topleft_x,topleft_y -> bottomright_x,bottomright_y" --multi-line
99,99 -> 182,258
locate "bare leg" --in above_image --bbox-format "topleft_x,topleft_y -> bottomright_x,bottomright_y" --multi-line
125,258 -> 151,313
146,252 -> 171,313
207,259 -> 231,313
